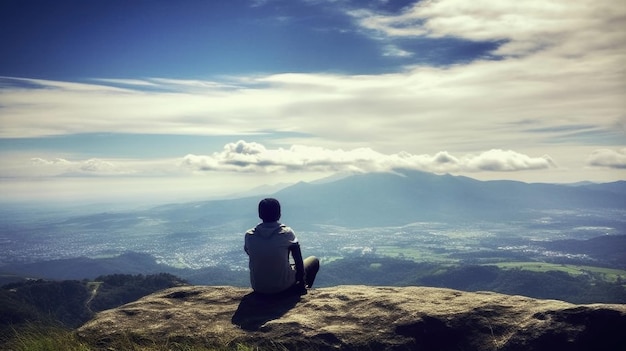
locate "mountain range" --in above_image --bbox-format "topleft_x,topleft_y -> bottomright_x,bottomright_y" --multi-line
148,169 -> 626,229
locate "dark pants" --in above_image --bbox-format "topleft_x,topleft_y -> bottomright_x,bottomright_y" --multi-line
256,257 -> 321,298
303,256 -> 320,288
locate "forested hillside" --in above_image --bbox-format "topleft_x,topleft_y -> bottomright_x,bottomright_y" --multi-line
0,272 -> 186,340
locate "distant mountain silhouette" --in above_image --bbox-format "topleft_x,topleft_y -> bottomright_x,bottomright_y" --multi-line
134,169 -> 625,229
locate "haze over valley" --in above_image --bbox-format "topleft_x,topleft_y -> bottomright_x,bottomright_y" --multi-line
2,170 -> 624,304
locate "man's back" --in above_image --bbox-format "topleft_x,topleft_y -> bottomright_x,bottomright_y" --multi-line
245,222 -> 298,294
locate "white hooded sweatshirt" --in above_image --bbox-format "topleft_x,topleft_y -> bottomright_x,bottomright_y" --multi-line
244,222 -> 298,294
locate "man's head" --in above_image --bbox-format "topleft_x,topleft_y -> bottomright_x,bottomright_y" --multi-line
258,198 -> 281,222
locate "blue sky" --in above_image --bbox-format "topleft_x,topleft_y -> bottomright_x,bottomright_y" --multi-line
2,0 -> 493,79
1,0 -> 625,205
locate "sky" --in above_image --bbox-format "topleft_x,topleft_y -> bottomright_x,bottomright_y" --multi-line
0,0 -> 625,206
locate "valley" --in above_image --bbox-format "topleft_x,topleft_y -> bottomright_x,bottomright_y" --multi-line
1,206 -> 624,280
1,171 -> 625,303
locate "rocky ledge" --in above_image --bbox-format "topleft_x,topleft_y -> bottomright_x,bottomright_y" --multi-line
78,285 -> 626,350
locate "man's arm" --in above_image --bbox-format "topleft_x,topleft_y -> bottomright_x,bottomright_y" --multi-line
289,242 -> 305,284
244,231 -> 249,255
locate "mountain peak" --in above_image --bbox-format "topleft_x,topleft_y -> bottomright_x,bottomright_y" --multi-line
78,285 -> 626,350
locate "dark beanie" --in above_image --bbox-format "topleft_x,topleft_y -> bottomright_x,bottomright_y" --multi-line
258,198 -> 281,222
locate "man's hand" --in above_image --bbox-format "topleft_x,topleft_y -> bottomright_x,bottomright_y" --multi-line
295,281 -> 307,295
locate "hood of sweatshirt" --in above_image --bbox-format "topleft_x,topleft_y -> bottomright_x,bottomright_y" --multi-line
250,222 -> 286,239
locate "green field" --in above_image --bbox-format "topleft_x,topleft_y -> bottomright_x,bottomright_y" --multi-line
375,246 -> 457,263
366,243 -> 626,285
320,256 -> 344,265
488,262 -> 626,283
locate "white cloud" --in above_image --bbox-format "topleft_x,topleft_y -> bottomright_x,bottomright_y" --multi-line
350,0 -> 626,57
78,159 -> 119,173
587,149 -> 626,169
31,157 -> 72,166
382,44 -> 414,57
181,140 -> 554,174
28,157 -> 128,176
463,149 -> 555,172
14,156 -> 189,178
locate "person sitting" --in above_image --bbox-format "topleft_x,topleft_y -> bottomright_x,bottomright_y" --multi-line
244,198 -> 319,295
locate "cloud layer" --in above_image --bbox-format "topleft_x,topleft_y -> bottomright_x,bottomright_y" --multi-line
350,0 -> 625,57
2,141 -> 557,178
0,0 -> 624,186
183,141 -> 556,174
587,149 -> 626,169
1,1 -> 623,148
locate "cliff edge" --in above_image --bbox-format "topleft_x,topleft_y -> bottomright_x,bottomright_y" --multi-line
77,285 -> 626,350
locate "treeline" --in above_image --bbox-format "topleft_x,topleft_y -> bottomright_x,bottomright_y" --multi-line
90,273 -> 188,311
419,265 -> 626,304
317,256 -> 626,304
0,280 -> 91,329
0,273 -> 187,336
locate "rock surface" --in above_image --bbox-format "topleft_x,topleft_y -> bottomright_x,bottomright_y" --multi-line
78,285 -> 626,350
